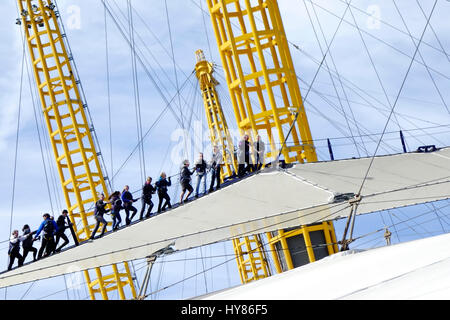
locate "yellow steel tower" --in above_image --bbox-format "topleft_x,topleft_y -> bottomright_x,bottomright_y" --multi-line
205,0 -> 339,274
195,49 -> 271,284
17,0 -> 136,299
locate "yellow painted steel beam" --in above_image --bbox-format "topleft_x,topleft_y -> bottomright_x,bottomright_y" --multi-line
18,0 -> 136,300
196,50 -> 270,284
206,0 -> 338,275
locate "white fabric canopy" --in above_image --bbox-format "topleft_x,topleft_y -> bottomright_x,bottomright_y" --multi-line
0,148 -> 448,288
201,232 -> 450,300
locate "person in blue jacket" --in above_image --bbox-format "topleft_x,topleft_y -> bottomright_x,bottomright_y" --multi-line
34,213 -> 58,260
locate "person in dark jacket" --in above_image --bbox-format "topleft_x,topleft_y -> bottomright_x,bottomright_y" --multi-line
89,193 -> 111,240
180,160 -> 195,204
54,210 -> 70,253
156,172 -> 172,213
8,230 -> 25,270
34,213 -> 58,260
238,134 -> 252,177
122,185 -> 138,225
21,225 -> 37,262
194,153 -> 208,198
209,146 -> 223,192
140,177 -> 156,219
109,191 -> 123,231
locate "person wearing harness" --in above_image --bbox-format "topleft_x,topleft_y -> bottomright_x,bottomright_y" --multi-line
8,230 -> 26,270
156,172 -> 172,213
122,185 -> 138,225
209,145 -> 223,192
180,159 -> 195,204
140,177 -> 156,219
54,210 -> 70,253
21,225 -> 37,262
194,153 -> 208,198
109,191 -> 123,231
34,213 -> 58,260
89,193 -> 111,240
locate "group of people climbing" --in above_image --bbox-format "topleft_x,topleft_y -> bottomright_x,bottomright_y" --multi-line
7,211 -> 71,271
7,136 -> 266,271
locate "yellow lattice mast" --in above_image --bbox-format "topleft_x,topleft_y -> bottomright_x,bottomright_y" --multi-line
195,49 -> 271,284
205,0 -> 339,274
17,0 -> 136,300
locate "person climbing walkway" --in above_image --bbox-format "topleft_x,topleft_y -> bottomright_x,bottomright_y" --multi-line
156,172 -> 172,213
194,153 -> 208,198
21,225 -> 37,262
209,145 -> 222,192
89,193 -> 110,240
8,230 -> 25,270
54,210 -> 70,253
180,160 -> 195,204
34,213 -> 58,260
140,177 -> 156,219
122,185 -> 138,225
109,191 -> 123,231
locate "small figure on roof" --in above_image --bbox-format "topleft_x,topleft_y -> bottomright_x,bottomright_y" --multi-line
54,209 -> 70,253
209,145 -> 222,192
21,224 -> 37,262
180,159 -> 195,204
156,172 -> 172,213
109,191 -> 123,231
8,230 -> 25,270
34,213 -> 58,260
122,185 -> 138,225
90,193 -> 111,240
140,177 -> 156,220
194,153 -> 208,198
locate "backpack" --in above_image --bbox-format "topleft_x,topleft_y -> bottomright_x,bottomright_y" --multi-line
43,220 -> 55,236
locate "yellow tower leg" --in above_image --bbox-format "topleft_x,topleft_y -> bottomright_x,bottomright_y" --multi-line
205,0 -> 338,274
196,50 -> 271,283
18,0 -> 136,300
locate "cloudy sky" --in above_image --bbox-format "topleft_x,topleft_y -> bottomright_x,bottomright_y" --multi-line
0,0 -> 449,300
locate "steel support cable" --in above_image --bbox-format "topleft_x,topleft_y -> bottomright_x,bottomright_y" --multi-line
308,1 -> 369,156
3,178 -> 450,286
297,79 -> 400,155
355,0 -> 439,197
108,0 -> 200,127
278,0 -> 353,160
198,0 -> 214,61
304,0 -> 450,82
290,43 -> 448,144
302,0 -> 363,158
18,19 -> 57,215
110,70 -> 195,181
164,0 -> 184,129
101,0 -> 184,127
331,0 -> 450,60
415,0 -> 450,64
5,29 -> 26,300
127,0 -> 146,182
353,201 -> 450,249
0,202 -> 350,285
344,2 -> 405,136
392,0 -> 449,114
104,5 -> 114,190
2,170 -> 449,278
102,0 -> 209,154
